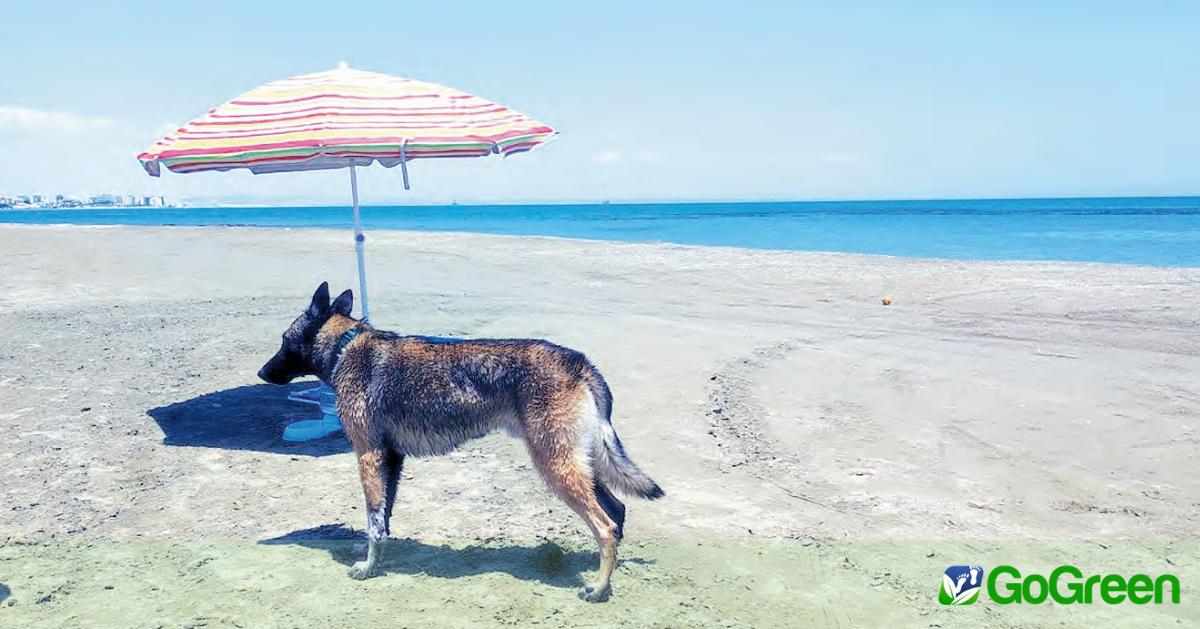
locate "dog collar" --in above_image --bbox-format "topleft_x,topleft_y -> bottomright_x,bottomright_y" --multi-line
332,327 -> 361,371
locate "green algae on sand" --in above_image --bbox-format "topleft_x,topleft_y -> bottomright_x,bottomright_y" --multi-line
1,538 -> 1195,628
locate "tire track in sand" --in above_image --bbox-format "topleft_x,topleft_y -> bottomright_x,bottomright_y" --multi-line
703,338 -> 854,535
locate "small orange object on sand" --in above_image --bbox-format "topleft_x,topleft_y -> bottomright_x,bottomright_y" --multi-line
882,296 -> 892,305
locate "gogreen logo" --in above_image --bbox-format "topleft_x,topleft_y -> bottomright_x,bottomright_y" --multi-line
940,565 -> 985,605
941,565 -> 1181,605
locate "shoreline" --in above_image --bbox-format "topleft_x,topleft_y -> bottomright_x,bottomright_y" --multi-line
2,195 -> 1198,267
2,222 -> 1197,270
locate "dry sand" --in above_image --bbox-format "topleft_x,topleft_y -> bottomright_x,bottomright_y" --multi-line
0,224 -> 1197,627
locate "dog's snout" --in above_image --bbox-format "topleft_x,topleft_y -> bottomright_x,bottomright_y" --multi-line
258,366 -> 283,384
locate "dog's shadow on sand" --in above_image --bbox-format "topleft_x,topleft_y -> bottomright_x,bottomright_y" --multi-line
147,382 -> 349,456
261,524 -> 650,590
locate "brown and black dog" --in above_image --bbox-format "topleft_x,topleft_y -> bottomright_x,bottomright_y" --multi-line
258,282 -> 663,601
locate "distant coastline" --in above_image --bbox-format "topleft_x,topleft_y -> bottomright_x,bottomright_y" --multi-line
0,193 -> 173,210
0,204 -> 181,211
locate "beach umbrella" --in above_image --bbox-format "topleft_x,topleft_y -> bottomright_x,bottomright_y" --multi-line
138,64 -> 555,440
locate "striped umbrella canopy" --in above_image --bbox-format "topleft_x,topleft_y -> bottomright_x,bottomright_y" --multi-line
138,64 -> 555,180
136,64 -> 555,442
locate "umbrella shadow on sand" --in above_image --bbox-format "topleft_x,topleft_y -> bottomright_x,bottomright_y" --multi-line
147,382 -> 349,457
261,524 -> 651,591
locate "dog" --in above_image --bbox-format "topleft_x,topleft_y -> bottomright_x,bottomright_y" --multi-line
258,282 -> 663,601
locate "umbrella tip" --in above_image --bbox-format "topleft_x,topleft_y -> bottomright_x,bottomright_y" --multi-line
337,61 -> 349,70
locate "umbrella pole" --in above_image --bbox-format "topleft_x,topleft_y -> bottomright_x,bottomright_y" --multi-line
350,162 -> 370,322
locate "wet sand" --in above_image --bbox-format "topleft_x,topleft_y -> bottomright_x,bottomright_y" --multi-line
0,224 -> 1197,627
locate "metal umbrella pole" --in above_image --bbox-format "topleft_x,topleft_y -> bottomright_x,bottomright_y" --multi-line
350,162 -> 371,323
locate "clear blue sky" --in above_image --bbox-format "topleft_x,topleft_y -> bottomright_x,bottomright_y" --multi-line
1,1 -> 1197,204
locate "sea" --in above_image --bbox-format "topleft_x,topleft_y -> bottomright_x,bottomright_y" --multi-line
2,196 -> 1198,267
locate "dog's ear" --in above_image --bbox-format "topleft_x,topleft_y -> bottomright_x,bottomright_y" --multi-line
331,289 -> 353,317
308,281 -> 331,316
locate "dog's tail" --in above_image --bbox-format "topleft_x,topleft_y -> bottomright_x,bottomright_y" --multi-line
585,369 -> 665,500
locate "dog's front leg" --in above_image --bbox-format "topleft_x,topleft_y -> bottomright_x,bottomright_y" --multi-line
348,447 -> 392,580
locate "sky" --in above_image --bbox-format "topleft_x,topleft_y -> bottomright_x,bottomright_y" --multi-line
1,1 -> 1198,205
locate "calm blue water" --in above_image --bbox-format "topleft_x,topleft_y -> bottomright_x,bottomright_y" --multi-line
3,197 -> 1199,266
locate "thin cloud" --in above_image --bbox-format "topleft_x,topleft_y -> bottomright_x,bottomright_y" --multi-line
0,105 -> 114,133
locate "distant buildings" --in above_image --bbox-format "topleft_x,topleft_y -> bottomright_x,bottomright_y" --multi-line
87,194 -> 167,207
0,193 -> 171,209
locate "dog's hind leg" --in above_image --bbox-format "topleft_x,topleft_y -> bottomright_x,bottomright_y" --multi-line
535,461 -> 620,602
523,392 -> 620,602
567,478 -> 620,602
348,446 -> 394,580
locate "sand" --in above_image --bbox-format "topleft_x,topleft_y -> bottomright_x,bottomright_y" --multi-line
0,224 -> 1197,627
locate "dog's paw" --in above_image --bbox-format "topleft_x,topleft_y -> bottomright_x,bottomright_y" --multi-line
577,584 -> 611,603
348,561 -> 379,580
